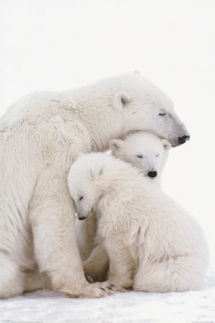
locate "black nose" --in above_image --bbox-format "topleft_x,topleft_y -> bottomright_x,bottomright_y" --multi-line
78,216 -> 86,221
148,171 -> 157,178
178,135 -> 190,145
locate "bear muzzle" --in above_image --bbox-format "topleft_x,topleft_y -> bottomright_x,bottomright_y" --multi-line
178,135 -> 190,145
78,215 -> 87,221
77,208 -> 94,220
148,171 -> 157,178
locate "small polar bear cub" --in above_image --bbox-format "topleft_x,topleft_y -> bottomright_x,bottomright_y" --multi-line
109,131 -> 171,185
68,152 -> 209,292
75,132 -> 171,262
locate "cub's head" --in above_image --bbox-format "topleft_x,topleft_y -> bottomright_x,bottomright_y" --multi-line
109,132 -> 171,184
67,153 -> 105,220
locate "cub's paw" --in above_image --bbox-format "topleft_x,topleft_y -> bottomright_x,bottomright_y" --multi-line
95,281 -> 115,293
106,279 -> 132,293
85,273 -> 95,284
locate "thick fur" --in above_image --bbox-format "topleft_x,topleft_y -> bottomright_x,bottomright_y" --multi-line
68,152 -> 209,292
0,73 -> 189,298
76,132 -> 171,262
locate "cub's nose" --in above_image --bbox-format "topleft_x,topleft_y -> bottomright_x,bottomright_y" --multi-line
78,216 -> 86,221
148,171 -> 157,178
178,135 -> 190,145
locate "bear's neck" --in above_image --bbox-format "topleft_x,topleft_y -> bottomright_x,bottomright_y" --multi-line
69,87 -> 128,152
85,114 -> 125,152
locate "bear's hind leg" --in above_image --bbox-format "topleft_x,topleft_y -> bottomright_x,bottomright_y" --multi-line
104,238 -> 135,292
134,255 -> 205,292
0,253 -> 24,299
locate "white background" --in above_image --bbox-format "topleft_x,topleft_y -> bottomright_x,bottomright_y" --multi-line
0,1 -> 215,321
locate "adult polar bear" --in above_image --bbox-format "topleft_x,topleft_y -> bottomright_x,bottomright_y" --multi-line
0,73 -> 189,299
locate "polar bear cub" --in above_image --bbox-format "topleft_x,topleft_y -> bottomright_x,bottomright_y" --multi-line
109,131 -> 171,185
68,152 -> 209,292
75,132 -> 171,263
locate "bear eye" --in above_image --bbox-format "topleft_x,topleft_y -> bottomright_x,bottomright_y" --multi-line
137,154 -> 143,159
159,112 -> 166,116
79,196 -> 84,201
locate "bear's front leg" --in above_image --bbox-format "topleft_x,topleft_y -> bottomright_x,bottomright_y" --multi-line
104,237 -> 136,292
29,174 -> 112,298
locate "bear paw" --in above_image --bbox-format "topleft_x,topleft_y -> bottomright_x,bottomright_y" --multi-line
60,281 -> 114,298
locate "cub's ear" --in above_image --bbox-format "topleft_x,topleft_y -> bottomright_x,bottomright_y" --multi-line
161,139 -> 171,151
114,92 -> 130,109
109,139 -> 123,153
90,164 -> 104,179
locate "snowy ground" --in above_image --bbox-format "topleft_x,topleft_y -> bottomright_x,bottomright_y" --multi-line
0,0 -> 215,322
0,266 -> 215,322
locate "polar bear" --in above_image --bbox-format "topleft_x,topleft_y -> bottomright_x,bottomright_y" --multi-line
68,152 -> 209,292
109,131 -> 171,185
76,132 -> 171,263
0,73 -> 190,299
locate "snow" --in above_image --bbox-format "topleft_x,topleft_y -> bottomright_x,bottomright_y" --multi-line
0,0 -> 215,322
1,267 -> 215,322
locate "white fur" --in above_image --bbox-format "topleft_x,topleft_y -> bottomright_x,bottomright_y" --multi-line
0,73 -> 189,298
109,131 -> 171,185
76,132 -> 171,262
68,152 -> 209,292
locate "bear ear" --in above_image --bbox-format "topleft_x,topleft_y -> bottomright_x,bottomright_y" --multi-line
90,164 -> 104,179
161,139 -> 171,151
114,92 -> 130,109
109,139 -> 123,153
